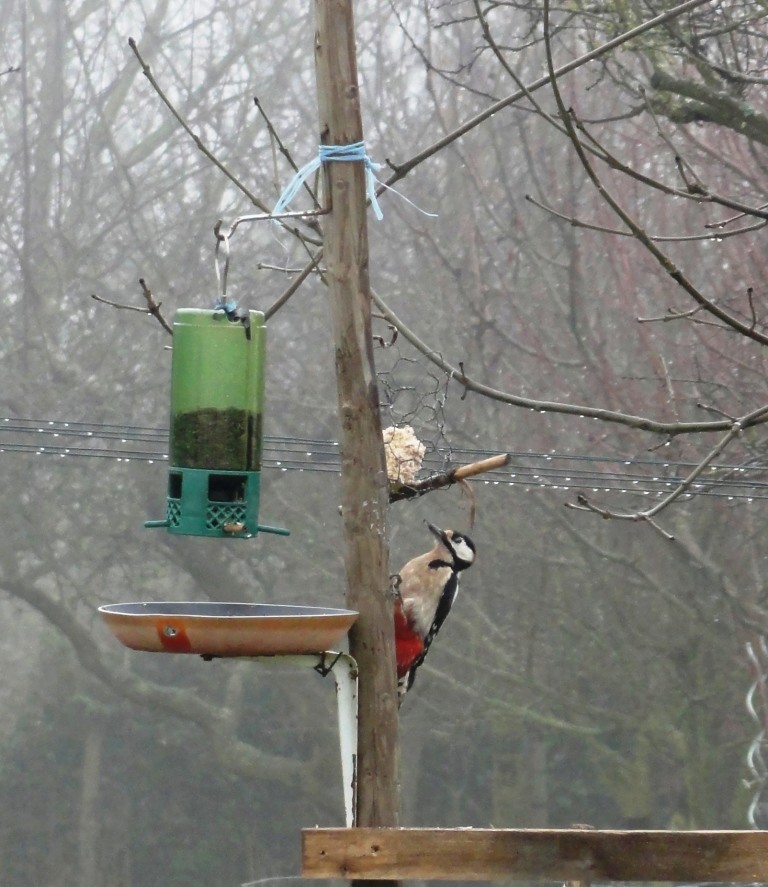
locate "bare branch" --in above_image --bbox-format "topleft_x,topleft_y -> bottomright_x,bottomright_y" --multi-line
565,496 -> 677,541
389,454 -> 510,503
253,96 -> 322,215
564,403 -> 768,533
696,402 -> 736,421
264,249 -> 324,321
128,37 -> 269,213
636,305 -> 736,331
539,9 -> 768,346
574,110 -> 768,220
748,286 -> 758,330
706,205 -> 768,230
370,286 -> 768,437
91,278 -> 173,336
381,0 -> 713,190
525,194 -> 766,242
257,261 -> 325,274
128,39 -> 322,249
91,293 -> 150,314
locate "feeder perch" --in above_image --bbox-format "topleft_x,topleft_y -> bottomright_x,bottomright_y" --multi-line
145,308 -> 288,538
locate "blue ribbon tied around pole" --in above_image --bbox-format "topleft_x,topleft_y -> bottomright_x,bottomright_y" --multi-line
272,141 -> 436,221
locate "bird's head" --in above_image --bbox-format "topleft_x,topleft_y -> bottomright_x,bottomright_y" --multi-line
427,522 -> 476,571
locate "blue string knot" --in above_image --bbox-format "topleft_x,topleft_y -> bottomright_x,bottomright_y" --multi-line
272,141 -> 436,222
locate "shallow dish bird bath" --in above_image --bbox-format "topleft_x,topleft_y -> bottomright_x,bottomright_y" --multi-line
99,602 -> 360,825
98,601 -> 357,656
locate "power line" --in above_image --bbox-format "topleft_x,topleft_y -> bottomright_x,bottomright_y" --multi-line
1,416 -> 767,502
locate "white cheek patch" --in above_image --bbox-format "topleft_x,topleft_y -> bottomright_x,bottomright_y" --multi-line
452,538 -> 475,564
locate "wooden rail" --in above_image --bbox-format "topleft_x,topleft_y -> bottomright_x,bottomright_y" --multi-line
302,827 -> 768,882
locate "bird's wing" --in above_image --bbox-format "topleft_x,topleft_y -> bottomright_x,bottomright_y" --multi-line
423,571 -> 459,651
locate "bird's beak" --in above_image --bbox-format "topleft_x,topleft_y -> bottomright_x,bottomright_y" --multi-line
426,522 -> 445,542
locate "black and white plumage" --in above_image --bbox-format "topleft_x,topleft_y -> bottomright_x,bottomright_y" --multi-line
393,522 -> 476,705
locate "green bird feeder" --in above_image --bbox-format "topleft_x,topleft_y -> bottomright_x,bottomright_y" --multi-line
145,307 -> 289,539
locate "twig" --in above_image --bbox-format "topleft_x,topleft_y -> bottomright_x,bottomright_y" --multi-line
564,497 -> 676,541
641,89 -> 708,195
91,278 -> 173,336
564,403 -> 768,534
253,97 -> 322,212
674,154 -> 708,196
636,305 -> 736,331
705,204 -> 768,230
573,109 -> 768,222
371,314 -> 398,348
567,503 -> 663,538
637,304 -> 705,323
696,402 -> 736,421
264,249 -> 323,321
91,293 -> 148,313
257,261 -> 325,274
657,355 -> 679,424
457,478 -> 477,528
138,278 -> 174,335
748,287 -> 758,330
472,0 -> 562,130
458,361 -> 469,400
525,193 -> 766,242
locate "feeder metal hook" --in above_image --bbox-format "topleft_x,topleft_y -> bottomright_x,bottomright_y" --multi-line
214,227 -> 231,298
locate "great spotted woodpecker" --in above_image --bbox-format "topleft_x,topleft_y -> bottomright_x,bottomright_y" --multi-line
393,522 -> 476,705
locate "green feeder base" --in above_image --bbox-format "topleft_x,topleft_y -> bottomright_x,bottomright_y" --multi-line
144,467 -> 289,539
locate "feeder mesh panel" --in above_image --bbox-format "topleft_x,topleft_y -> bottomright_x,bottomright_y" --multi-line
207,503 -> 247,530
167,500 -> 182,527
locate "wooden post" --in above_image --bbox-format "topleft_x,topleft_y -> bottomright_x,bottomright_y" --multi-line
314,0 -> 400,839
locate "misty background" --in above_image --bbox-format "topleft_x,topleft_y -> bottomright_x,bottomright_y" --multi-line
2,1 -> 768,885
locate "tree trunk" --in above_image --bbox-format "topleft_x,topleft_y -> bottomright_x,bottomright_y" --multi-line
78,721 -> 104,885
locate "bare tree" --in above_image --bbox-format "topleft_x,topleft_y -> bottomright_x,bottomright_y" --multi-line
3,0 -> 768,882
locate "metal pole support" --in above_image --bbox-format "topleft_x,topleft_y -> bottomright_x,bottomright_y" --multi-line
244,652 -> 358,827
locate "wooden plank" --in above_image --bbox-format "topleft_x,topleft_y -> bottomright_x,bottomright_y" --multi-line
302,828 -> 768,882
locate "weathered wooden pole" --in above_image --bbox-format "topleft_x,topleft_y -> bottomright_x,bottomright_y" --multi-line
313,0 -> 400,838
